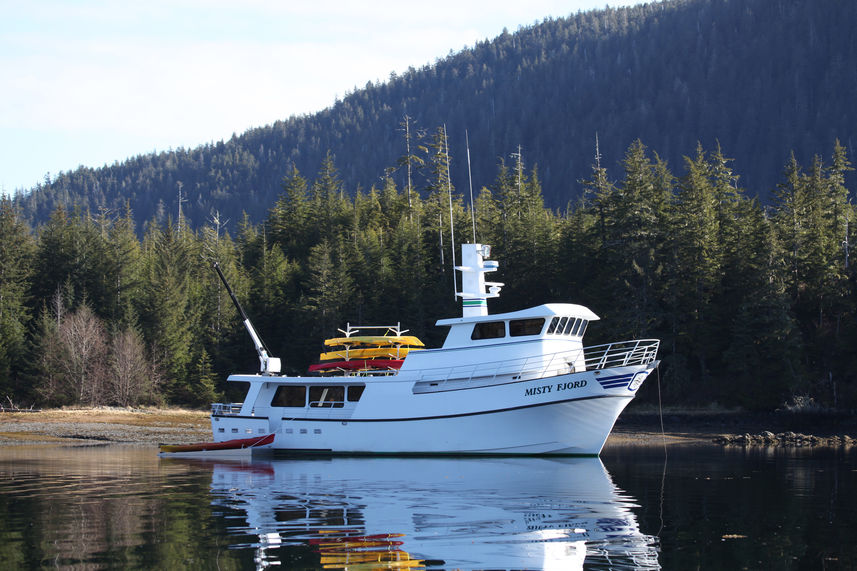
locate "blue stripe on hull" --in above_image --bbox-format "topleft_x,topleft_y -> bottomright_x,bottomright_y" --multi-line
596,373 -> 634,390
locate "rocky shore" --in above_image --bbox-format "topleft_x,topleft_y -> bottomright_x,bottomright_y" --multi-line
714,431 -> 855,447
613,409 -> 857,448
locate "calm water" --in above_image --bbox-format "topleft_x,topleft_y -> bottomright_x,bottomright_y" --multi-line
0,442 -> 855,569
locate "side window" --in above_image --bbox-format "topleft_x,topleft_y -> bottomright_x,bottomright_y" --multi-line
272,385 -> 306,407
227,381 -> 251,403
578,320 -> 589,337
310,386 -> 345,408
471,321 -> 506,340
547,316 -> 561,334
347,385 -> 365,402
509,318 -> 546,337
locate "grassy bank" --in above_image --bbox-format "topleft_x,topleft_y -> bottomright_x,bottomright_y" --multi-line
0,407 -> 209,445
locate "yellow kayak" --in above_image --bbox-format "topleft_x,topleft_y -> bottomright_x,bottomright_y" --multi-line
323,335 -> 424,347
319,346 -> 422,361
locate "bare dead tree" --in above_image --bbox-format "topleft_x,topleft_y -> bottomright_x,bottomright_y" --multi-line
109,327 -> 150,406
59,304 -> 108,406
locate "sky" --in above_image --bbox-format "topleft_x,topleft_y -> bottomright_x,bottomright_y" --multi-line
0,0 -> 641,195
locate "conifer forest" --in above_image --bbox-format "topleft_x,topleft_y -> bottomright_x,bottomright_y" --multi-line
1,136 -> 855,411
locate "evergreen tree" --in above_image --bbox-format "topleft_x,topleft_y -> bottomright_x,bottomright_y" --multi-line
303,238 -> 354,347
721,198 -> 802,408
0,197 -> 35,397
268,166 -> 312,258
31,207 -> 110,314
104,204 -> 143,327
32,301 -> 70,405
138,222 -> 196,400
190,348 -> 220,406
668,144 -> 723,385
311,152 -> 349,244
596,140 -> 671,338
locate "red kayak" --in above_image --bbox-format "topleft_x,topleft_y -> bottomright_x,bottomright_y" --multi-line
308,359 -> 404,373
159,433 -> 274,454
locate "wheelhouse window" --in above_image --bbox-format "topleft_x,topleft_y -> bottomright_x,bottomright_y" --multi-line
563,317 -> 578,335
471,321 -> 506,340
546,317 -> 589,338
509,318 -> 546,337
347,385 -> 365,402
310,385 -> 345,408
272,385 -> 306,407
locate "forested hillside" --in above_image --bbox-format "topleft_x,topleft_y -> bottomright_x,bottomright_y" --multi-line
1,138 -> 855,411
11,0 -> 857,233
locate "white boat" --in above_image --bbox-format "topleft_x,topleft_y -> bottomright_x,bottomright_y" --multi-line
208,244 -> 660,456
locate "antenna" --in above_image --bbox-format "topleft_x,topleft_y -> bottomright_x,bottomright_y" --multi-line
466,129 -> 477,242
443,124 -> 458,298
177,181 -> 186,235
400,114 -> 414,215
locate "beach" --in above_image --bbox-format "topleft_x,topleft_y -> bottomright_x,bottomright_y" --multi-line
0,408 -> 210,445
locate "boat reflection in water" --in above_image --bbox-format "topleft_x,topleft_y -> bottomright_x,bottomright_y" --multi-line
190,456 -> 660,569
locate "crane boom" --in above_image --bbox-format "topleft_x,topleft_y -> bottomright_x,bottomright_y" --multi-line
213,262 -> 281,375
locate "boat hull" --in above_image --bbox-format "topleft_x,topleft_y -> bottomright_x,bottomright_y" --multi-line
210,363 -> 655,456
266,395 -> 633,456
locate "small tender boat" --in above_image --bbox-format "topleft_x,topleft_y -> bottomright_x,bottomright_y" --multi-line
159,432 -> 275,457
204,243 -> 660,456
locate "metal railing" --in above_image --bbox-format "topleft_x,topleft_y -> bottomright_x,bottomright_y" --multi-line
584,339 -> 661,370
211,402 -> 243,415
413,339 -> 659,385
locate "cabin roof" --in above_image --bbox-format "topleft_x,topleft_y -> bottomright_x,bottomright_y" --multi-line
435,303 -> 600,326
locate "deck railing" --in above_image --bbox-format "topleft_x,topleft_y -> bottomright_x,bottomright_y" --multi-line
584,339 -> 661,370
211,402 -> 243,415
413,339 -> 660,385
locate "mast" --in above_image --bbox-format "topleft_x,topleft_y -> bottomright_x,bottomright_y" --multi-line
466,129 -> 477,243
213,262 -> 281,375
455,244 -> 503,317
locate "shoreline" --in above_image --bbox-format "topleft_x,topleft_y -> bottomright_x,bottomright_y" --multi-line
1,407 -> 854,448
0,408 -> 210,446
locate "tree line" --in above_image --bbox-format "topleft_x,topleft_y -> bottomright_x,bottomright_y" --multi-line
1,135 -> 854,411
